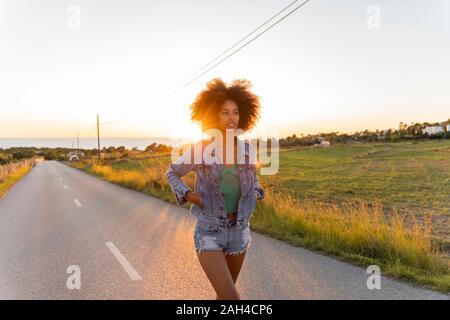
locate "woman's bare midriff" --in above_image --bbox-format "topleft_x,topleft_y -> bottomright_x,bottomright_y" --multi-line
227,212 -> 237,220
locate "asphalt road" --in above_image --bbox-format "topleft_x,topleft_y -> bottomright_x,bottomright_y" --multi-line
0,160 -> 447,299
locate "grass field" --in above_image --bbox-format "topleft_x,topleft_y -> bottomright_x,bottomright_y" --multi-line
265,140 -> 450,244
67,139 -> 450,292
273,140 -> 449,215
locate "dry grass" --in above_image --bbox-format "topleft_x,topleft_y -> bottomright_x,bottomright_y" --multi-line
267,186 -> 444,265
0,162 -> 34,198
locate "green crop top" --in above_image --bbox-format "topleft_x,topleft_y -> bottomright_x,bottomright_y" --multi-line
220,164 -> 241,213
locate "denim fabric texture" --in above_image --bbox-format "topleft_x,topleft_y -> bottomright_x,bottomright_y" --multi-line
165,138 -> 265,253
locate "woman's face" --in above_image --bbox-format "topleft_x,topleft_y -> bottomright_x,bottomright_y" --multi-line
217,99 -> 239,133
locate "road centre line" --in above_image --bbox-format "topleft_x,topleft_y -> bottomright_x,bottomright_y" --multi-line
73,199 -> 82,207
105,242 -> 142,281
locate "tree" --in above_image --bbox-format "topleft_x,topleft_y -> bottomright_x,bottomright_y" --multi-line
0,153 -> 13,165
145,143 -> 158,153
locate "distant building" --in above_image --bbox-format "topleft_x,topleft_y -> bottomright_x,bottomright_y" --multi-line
67,151 -> 84,161
422,126 -> 443,135
68,154 -> 80,161
314,137 -> 330,147
447,124 -> 450,132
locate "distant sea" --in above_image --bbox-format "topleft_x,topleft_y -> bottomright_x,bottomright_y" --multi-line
0,137 -> 188,150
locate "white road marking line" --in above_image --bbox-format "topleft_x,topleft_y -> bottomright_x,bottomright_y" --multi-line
73,199 -> 82,207
64,185 -> 69,189
105,242 -> 142,281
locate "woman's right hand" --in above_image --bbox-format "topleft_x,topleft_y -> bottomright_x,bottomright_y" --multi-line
185,191 -> 203,208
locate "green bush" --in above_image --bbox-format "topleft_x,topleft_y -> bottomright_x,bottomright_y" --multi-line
12,150 -> 35,160
429,132 -> 444,139
57,154 -> 68,161
390,135 -> 400,142
0,153 -> 13,165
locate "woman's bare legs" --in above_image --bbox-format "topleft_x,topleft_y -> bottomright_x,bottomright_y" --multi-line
225,251 -> 246,284
217,251 -> 247,299
196,250 -> 246,300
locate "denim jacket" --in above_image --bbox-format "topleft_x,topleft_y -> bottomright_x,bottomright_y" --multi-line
165,138 -> 265,228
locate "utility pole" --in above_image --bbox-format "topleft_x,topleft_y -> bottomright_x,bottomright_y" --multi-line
97,114 -> 101,160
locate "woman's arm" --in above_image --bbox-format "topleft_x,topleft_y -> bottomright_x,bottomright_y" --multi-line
165,149 -> 196,206
184,190 -> 203,208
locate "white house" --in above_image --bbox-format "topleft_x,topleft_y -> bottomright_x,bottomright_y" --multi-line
422,126 -> 444,135
68,154 -> 80,161
67,151 -> 83,161
314,137 -> 330,147
447,124 -> 450,132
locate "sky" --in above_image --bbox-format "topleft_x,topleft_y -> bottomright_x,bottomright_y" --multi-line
0,0 -> 449,140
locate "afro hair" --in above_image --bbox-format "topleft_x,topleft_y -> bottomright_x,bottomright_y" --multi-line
189,78 -> 261,133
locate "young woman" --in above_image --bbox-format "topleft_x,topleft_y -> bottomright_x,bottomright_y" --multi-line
165,78 -> 265,300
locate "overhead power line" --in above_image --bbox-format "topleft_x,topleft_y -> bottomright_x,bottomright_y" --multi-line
100,117 -> 132,126
181,0 -> 312,88
183,0 -> 302,83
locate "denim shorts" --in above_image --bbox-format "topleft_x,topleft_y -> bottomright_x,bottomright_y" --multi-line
194,216 -> 252,256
